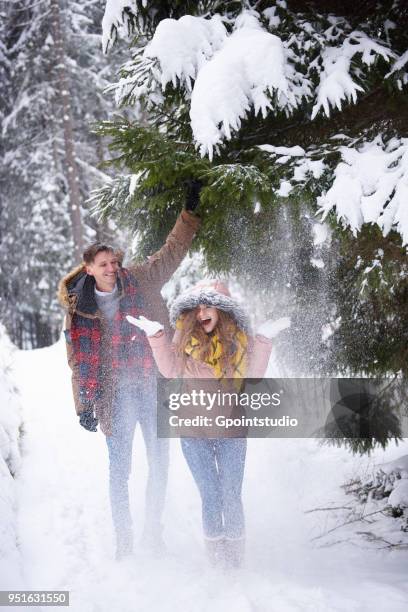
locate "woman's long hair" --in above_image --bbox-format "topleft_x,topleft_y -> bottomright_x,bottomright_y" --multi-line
175,308 -> 241,372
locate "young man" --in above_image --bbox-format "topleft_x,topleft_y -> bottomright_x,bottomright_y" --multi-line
58,206 -> 200,560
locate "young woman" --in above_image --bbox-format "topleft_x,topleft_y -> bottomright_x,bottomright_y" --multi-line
127,280 -> 289,568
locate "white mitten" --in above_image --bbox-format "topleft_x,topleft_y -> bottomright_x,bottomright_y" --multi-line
126,315 -> 164,337
256,317 -> 291,339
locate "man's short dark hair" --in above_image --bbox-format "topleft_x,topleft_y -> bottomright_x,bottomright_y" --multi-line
83,242 -> 116,265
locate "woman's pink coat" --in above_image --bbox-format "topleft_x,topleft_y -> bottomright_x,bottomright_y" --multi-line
148,328 -> 273,379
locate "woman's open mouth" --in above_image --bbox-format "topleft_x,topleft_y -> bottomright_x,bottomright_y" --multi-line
200,318 -> 212,329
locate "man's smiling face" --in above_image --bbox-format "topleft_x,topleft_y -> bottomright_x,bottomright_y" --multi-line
86,249 -> 119,292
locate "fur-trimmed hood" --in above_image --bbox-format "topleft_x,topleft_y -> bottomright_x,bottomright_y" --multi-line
58,263 -> 88,312
169,280 -> 251,332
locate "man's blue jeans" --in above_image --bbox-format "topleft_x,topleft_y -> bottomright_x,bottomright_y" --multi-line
105,380 -> 169,541
181,438 -> 247,540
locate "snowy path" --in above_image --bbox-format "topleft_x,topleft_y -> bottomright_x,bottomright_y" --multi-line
11,338 -> 408,612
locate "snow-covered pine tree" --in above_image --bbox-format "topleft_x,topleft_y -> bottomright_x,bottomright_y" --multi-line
93,0 -> 408,383
0,0 -> 126,348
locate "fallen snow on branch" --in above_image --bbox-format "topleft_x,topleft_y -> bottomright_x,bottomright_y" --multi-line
377,455 -> 408,509
144,14 -> 227,91
259,143 -> 327,197
386,49 -> 408,88
317,136 -> 408,244
110,13 -> 227,109
190,11 -> 311,159
311,31 -> 394,119
102,0 -> 138,54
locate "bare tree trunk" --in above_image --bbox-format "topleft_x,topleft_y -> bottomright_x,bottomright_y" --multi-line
88,101 -> 116,244
50,0 -> 84,263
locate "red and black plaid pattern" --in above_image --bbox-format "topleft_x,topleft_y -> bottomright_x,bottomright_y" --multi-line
70,269 -> 155,407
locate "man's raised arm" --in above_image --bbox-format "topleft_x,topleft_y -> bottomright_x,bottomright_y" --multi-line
131,183 -> 202,285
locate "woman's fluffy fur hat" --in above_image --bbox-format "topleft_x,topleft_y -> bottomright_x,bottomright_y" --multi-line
169,280 -> 251,332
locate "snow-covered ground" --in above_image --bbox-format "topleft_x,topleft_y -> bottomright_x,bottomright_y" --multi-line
4,337 -> 408,611
0,324 -> 24,592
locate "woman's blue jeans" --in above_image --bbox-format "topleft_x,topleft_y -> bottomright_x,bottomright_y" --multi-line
105,380 -> 169,542
181,437 -> 247,540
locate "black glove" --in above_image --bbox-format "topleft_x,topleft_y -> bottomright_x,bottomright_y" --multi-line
185,179 -> 203,212
79,409 -> 98,432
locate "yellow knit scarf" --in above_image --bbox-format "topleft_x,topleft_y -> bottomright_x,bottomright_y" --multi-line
184,328 -> 248,384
